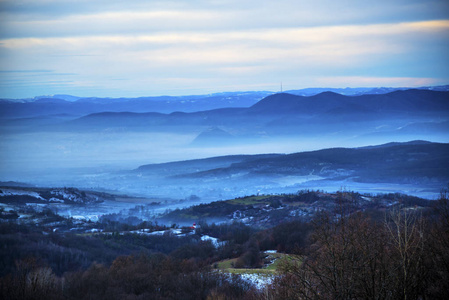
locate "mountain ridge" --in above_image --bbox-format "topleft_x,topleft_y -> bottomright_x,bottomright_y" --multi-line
134,140 -> 449,183
2,86 -> 449,119
66,89 -> 449,121
50,90 -> 449,140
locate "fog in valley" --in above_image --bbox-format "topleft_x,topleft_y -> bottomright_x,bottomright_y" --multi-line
2,90 -> 449,214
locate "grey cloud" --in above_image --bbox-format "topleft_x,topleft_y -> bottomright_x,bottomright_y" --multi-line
0,0 -> 448,98
0,69 -> 53,73
1,0 -> 449,39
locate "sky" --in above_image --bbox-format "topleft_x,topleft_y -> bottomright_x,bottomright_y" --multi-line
0,0 -> 448,99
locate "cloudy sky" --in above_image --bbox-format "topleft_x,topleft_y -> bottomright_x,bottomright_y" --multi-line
0,0 -> 448,98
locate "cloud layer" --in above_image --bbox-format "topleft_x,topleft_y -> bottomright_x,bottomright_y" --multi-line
1,0 -> 448,98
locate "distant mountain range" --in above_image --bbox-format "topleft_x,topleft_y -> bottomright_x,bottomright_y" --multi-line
1,85 -> 448,119
54,89 -> 449,141
0,91 -> 273,118
285,85 -> 449,96
2,89 -> 448,150
74,89 -> 449,121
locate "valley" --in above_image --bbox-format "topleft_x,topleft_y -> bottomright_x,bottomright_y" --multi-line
2,0 -> 449,297
1,89 -> 448,200
1,88 -> 449,299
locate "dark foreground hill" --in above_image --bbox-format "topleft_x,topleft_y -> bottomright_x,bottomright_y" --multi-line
1,186 -> 448,299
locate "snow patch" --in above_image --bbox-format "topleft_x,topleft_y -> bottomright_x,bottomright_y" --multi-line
201,235 -> 224,248
225,272 -> 274,290
0,189 -> 44,199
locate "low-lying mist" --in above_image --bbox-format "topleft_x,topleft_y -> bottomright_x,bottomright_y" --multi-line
1,90 -> 448,202
1,126 -> 447,200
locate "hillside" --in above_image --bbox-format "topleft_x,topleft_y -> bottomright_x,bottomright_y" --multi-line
157,190 -> 432,228
2,185 -> 447,299
112,141 -> 449,201
134,140 -> 449,184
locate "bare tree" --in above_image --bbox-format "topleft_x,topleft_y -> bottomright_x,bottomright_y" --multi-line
271,210 -> 394,300
384,208 -> 427,300
426,189 -> 449,298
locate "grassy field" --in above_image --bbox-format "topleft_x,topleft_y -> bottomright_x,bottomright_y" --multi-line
214,252 -> 302,275
227,195 -> 272,205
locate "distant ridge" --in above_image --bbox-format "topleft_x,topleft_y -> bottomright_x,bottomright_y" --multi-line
249,90 -> 449,115
0,91 -> 272,118
286,84 -> 449,96
1,86 -> 448,119
12,89 -> 445,140
135,153 -> 282,175
133,141 -> 449,185
191,127 -> 235,145
0,181 -> 35,187
357,140 -> 434,149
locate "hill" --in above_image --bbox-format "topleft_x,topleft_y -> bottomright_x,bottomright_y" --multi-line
157,190 -> 432,227
135,141 -> 449,183
127,141 -> 449,200
191,127 -> 235,145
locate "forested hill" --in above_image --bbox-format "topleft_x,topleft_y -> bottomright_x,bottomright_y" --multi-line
1,187 -> 448,299
135,141 -> 449,186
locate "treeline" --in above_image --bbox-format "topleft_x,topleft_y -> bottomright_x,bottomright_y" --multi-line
1,192 -> 449,299
0,217 -> 311,298
269,196 -> 449,299
0,222 -> 210,277
0,221 -> 263,299
0,253 -> 259,300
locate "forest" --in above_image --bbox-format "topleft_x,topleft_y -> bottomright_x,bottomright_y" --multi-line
1,189 -> 448,299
